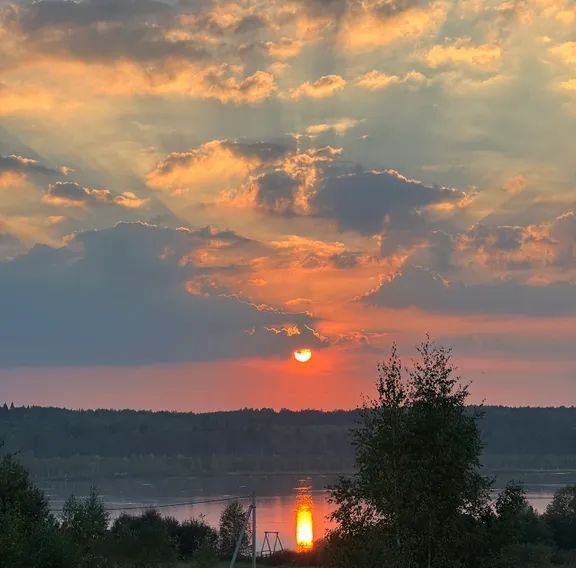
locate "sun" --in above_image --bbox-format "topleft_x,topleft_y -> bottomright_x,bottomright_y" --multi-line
294,348 -> 312,363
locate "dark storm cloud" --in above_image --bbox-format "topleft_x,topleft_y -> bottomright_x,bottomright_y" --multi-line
0,154 -> 61,176
329,250 -> 363,268
313,170 -> 465,235
549,211 -> 576,268
45,181 -> 96,203
296,0 -> 422,27
13,0 -> 208,63
232,14 -> 267,34
409,230 -> 457,272
229,140 -> 294,162
362,265 -> 576,316
466,223 -> 528,252
0,222 -> 322,366
254,171 -> 299,214
18,0 -> 171,29
43,181 -> 146,208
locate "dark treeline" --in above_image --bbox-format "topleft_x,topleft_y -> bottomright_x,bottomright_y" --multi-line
2,404 -> 576,478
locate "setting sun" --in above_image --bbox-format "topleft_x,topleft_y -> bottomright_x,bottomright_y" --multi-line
294,348 -> 312,363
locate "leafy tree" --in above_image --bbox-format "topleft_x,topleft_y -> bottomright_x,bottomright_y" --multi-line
493,483 -> 550,548
0,451 -> 72,568
177,516 -> 218,560
109,509 -> 178,568
544,485 -> 576,549
219,501 -> 251,559
0,450 -> 50,521
328,340 -> 491,568
61,487 -> 110,567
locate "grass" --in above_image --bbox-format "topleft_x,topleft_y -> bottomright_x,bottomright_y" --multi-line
176,562 -> 257,567
176,562 -> 316,568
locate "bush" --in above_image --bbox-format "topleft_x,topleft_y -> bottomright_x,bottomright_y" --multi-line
177,517 -> 219,561
109,509 -> 178,568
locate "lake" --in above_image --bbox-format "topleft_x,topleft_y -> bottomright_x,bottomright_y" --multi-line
42,470 -> 576,551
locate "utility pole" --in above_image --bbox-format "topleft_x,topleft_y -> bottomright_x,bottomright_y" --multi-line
252,491 -> 257,568
229,495 -> 257,568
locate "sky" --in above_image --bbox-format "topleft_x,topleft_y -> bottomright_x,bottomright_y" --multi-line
0,0 -> 575,410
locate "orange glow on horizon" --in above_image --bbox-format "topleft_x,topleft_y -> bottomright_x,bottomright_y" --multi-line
296,487 -> 314,551
294,348 -> 312,363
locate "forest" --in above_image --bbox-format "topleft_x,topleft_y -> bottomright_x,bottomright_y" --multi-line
1,404 -> 576,479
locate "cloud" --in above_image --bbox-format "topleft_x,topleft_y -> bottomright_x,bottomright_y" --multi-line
457,212 -> 576,271
43,181 -> 146,208
290,75 -> 346,99
0,154 -> 62,179
147,139 -> 292,194
265,37 -> 305,60
338,1 -> 445,51
201,67 -> 276,104
305,118 -> 362,136
549,41 -> 576,64
355,70 -> 425,90
157,139 -> 470,255
313,169 -> 467,236
362,265 -> 576,316
424,38 -> 501,70
549,211 -> 576,267
0,222 -> 323,366
1,0 -> 278,105
251,171 -> 300,215
13,0 -> 206,63
502,175 -> 528,195
0,230 -> 23,259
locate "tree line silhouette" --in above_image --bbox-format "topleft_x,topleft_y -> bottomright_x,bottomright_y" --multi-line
2,401 -> 576,479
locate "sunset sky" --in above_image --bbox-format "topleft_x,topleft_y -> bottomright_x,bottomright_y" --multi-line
1,0 -> 575,410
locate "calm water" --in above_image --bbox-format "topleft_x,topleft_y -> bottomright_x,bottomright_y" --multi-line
42,470 -> 576,551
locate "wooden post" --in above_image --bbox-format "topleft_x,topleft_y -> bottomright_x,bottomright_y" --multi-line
252,491 -> 257,568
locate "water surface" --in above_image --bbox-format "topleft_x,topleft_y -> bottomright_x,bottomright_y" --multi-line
43,470 -> 575,550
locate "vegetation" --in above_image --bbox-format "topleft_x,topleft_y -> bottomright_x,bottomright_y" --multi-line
0,450 -> 228,567
218,501 -> 251,559
4,403 -> 576,480
323,340 -> 576,567
327,340 -> 491,567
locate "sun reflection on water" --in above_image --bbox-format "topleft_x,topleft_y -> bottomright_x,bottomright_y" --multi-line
295,482 -> 314,551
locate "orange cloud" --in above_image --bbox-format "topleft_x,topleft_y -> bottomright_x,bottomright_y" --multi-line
355,70 -> 426,91
265,37 -> 304,60
338,3 -> 445,51
290,75 -> 346,100
201,67 -> 277,104
502,175 -> 528,195
549,41 -> 576,64
305,118 -> 361,136
146,140 -> 284,195
0,171 -> 25,188
559,78 -> 576,92
425,38 -> 502,69
0,83 -> 67,116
